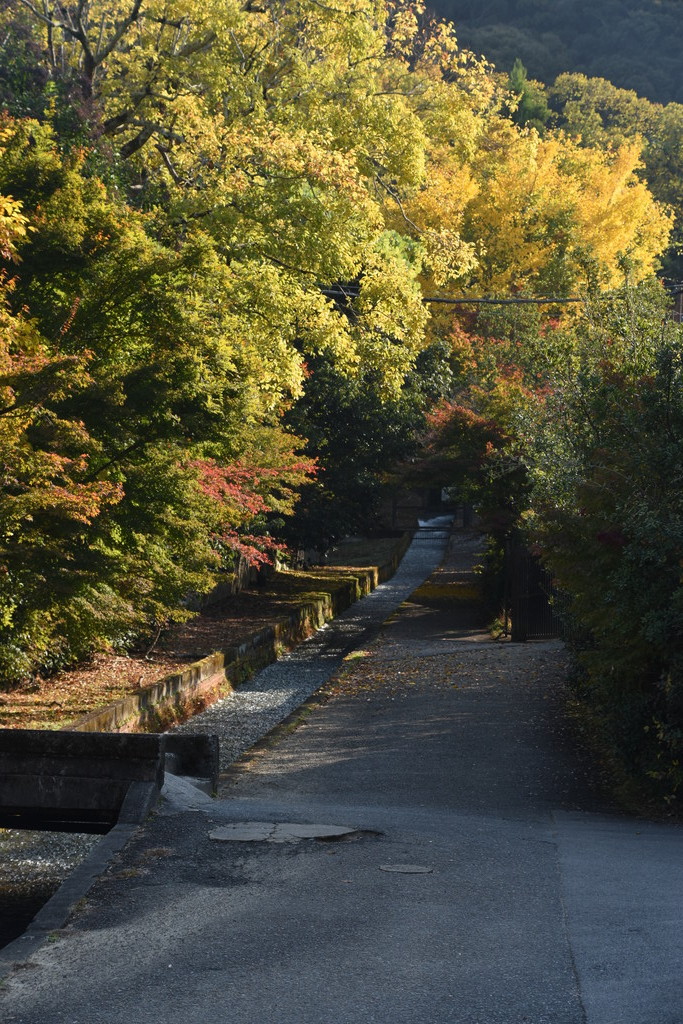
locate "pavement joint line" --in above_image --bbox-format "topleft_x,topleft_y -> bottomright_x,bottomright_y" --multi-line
554,836 -> 590,1024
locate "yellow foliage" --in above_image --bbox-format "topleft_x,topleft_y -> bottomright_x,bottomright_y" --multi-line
462,124 -> 671,293
12,0 -> 674,389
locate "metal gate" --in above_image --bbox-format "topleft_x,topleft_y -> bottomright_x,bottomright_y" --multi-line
505,540 -> 567,642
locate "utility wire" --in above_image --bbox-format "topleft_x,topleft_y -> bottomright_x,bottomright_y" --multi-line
324,281 -> 683,305
320,288 -> 584,306
422,296 -> 583,305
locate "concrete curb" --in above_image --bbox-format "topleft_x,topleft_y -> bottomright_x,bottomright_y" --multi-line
67,533 -> 411,736
0,822 -> 137,982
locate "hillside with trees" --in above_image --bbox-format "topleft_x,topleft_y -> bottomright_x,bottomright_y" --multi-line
434,0 -> 683,105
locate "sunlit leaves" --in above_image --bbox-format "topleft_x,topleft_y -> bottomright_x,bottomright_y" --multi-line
462,126 -> 671,294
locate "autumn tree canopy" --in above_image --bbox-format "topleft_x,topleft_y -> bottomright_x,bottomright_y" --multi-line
0,0 -> 673,684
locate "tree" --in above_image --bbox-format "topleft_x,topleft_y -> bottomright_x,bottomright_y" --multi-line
0,0 -> 674,692
280,354 -> 426,551
459,124 -> 670,294
525,289 -> 683,801
548,72 -> 659,149
548,73 -> 683,277
0,0 -> 498,397
507,58 -> 550,132
0,118 -> 314,683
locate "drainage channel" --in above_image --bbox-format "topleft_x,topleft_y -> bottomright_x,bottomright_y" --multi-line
0,519 -> 452,950
0,830 -> 99,948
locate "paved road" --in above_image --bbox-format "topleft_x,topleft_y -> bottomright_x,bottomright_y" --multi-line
2,530 -> 681,1024
173,518 -> 456,770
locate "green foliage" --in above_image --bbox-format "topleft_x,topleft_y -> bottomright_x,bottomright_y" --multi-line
281,337 -> 471,552
0,0 -> 674,701
529,310 -> 683,803
548,73 -> 658,149
281,355 -> 425,551
507,59 -> 550,132
0,120 -> 313,683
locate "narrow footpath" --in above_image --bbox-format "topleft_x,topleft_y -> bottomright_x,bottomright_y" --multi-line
2,530 -> 682,1024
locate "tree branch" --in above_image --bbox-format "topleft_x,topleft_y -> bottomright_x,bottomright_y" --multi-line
120,124 -> 155,159
94,0 -> 145,65
175,30 -> 217,59
84,438 -> 149,482
375,173 -> 422,235
156,145 -> 182,184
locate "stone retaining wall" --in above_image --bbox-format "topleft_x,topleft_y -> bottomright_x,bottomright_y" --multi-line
68,533 -> 411,735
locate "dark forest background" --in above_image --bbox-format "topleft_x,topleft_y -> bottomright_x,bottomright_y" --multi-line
433,0 -> 683,104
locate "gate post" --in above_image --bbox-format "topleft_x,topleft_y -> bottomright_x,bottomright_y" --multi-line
510,540 -> 529,642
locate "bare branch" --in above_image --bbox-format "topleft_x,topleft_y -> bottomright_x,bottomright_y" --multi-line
375,173 -> 422,235
96,12 -> 106,55
306,0 -> 356,14
156,145 -> 182,184
127,119 -> 184,143
84,438 -> 149,482
103,109 -> 135,135
120,123 -> 155,159
175,30 -> 217,59
15,0 -> 69,32
229,28 -> 246,64
94,0 -> 145,65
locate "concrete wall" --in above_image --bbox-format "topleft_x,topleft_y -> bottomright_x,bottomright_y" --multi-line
0,730 -> 219,831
